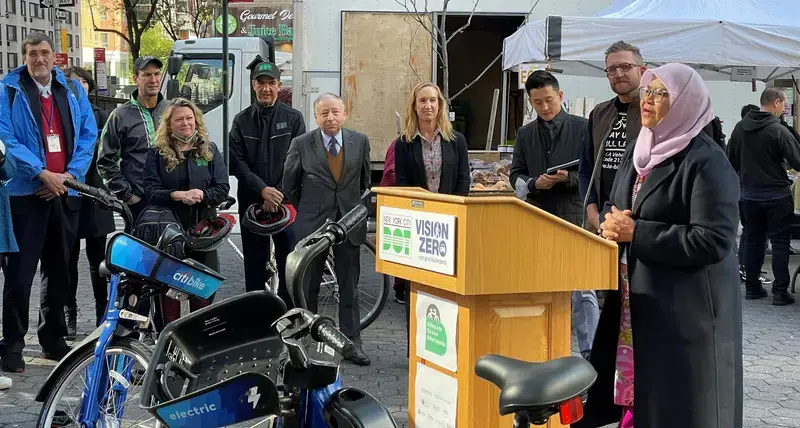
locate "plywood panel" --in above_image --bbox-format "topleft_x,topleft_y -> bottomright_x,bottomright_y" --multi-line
341,12 -> 433,162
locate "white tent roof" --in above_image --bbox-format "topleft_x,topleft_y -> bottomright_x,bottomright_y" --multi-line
503,0 -> 800,81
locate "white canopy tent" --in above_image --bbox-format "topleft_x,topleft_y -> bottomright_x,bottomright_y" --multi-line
502,0 -> 800,82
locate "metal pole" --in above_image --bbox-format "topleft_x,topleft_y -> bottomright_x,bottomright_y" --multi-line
291,0 -> 304,114
222,0 -> 230,170
500,71 -> 509,148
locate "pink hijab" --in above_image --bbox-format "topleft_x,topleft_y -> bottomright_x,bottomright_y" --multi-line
633,63 -> 715,177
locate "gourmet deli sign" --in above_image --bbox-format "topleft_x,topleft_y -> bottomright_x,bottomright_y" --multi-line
222,6 -> 294,41
379,207 -> 456,276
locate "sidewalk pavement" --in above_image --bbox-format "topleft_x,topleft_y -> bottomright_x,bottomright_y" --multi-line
1,236 -> 800,427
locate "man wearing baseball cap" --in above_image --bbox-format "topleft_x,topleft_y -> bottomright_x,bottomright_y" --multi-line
229,56 -> 306,305
98,56 -> 168,221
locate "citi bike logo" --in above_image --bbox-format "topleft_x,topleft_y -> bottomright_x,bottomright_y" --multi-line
382,226 -> 411,257
173,271 -> 207,291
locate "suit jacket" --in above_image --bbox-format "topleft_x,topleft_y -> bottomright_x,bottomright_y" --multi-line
510,112 -> 587,226
283,128 -> 371,245
394,131 -> 470,196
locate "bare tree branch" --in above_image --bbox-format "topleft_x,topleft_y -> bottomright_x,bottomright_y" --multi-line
446,0 -> 478,44
88,0 -> 132,47
450,52 -> 501,101
156,0 -> 182,41
395,0 -> 443,50
523,0 -> 542,25
405,16 -> 424,83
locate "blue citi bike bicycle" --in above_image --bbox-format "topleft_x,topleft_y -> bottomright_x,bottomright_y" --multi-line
34,179 -> 598,427
34,179 -> 398,427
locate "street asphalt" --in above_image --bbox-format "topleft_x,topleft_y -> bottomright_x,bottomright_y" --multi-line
1,235 -> 800,427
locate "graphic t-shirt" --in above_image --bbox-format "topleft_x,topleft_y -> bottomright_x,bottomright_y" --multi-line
599,99 -> 631,205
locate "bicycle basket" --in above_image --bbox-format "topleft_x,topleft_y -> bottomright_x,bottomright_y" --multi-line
141,291 -> 288,427
105,233 -> 225,299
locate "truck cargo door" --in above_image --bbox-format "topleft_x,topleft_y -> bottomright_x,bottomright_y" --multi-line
341,12 -> 433,165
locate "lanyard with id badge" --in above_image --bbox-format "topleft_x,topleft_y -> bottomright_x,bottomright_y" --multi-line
42,100 -> 61,153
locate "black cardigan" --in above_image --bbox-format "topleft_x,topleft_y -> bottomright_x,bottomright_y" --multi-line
143,141 -> 230,228
394,131 -> 470,196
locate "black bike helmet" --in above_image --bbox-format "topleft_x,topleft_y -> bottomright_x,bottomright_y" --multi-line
242,203 -> 296,236
185,215 -> 233,252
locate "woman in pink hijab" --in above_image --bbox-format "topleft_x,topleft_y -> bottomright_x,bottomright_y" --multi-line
574,63 -> 743,428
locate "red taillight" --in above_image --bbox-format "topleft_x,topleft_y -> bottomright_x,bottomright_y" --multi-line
559,396 -> 585,424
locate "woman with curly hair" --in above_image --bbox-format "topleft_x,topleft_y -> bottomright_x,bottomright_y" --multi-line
143,98 -> 230,322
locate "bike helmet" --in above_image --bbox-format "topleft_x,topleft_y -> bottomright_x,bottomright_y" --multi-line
242,203 -> 296,236
186,215 -> 233,252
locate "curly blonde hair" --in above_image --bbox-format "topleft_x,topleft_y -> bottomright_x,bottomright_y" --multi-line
402,82 -> 455,143
154,98 -> 213,171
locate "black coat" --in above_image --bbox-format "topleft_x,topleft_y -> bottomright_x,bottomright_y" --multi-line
575,133 -> 743,428
77,104 -> 115,238
143,142 -> 231,229
228,101 -> 306,213
394,131 -> 470,196
510,112 -> 587,225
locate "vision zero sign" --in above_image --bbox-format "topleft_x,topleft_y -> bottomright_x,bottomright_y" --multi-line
379,207 -> 456,275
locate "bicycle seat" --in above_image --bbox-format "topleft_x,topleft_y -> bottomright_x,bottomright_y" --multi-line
475,355 -> 596,416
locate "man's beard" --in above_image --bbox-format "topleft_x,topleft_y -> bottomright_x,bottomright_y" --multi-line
612,81 -> 636,97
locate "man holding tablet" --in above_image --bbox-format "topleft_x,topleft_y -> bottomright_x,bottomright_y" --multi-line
510,70 -> 598,360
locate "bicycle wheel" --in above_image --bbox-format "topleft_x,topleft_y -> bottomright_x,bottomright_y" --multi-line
317,240 -> 391,330
37,337 -> 159,428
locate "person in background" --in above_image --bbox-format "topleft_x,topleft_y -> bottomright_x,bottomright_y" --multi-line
510,70 -> 598,360
728,87 -> 800,305
284,92 -> 372,366
144,98 -> 230,323
579,41 -> 646,233
98,56 -> 168,222
0,34 -> 96,372
0,138 -> 17,389
63,66 -> 115,333
380,138 -> 407,304
394,83 -> 470,196
229,57 -> 305,305
729,104 -> 772,286
393,82 -> 470,351
578,63 -> 742,428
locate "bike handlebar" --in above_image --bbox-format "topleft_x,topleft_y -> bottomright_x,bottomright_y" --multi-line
312,317 -> 355,358
285,204 -> 369,311
64,179 -> 134,234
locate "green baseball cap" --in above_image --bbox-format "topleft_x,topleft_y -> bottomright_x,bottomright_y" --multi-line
250,60 -> 280,81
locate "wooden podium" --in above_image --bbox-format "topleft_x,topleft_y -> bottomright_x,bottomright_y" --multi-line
373,187 -> 618,428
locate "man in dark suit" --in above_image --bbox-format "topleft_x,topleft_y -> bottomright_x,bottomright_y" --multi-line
510,70 -> 598,360
283,92 -> 371,366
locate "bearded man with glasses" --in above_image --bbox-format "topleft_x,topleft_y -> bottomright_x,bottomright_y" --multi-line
579,41 -> 648,234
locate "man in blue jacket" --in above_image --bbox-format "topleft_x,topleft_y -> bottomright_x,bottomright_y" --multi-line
0,34 -> 96,373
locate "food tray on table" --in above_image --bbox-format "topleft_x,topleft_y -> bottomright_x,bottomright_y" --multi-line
140,291 -> 288,427
470,159 -> 514,194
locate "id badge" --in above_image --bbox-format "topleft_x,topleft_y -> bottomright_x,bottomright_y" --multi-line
47,134 -> 61,153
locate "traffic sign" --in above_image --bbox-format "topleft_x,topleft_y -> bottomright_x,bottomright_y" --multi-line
39,0 -> 75,8
54,53 -> 68,67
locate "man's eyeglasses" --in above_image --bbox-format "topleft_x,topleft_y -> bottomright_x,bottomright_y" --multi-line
639,87 -> 669,103
605,63 -> 640,76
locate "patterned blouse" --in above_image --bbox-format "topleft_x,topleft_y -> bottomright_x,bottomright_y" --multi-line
416,129 -> 443,193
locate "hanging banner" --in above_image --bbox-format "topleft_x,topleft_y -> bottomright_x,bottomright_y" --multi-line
217,4 -> 294,93
217,6 -> 293,43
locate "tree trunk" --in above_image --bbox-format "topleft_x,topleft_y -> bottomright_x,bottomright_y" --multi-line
439,14 -> 449,101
